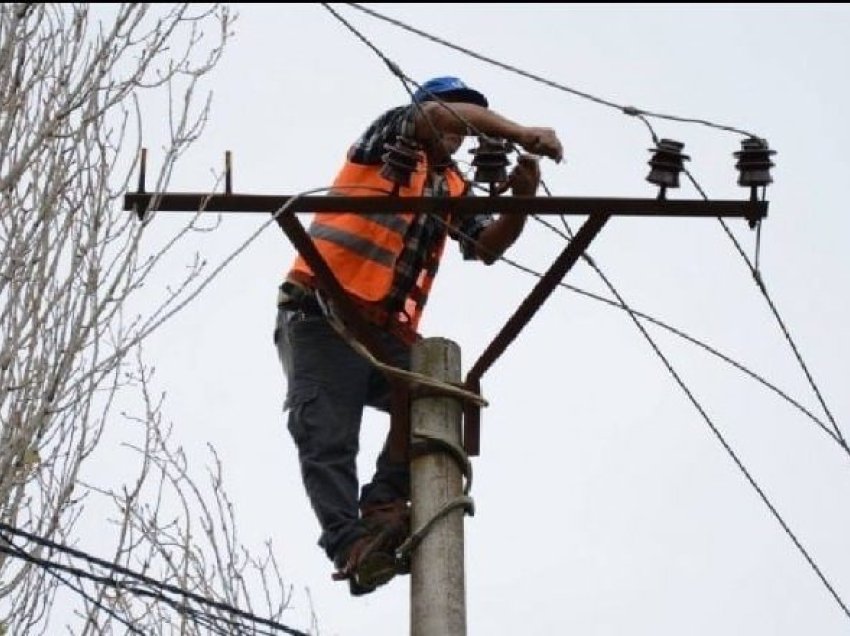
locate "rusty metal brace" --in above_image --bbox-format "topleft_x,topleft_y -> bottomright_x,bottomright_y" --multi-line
463,213 -> 611,455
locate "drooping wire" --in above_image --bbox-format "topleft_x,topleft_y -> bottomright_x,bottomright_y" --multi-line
528,211 -> 844,449
512,120 -> 845,458
610,95 -> 844,454
0,523 -> 312,636
683,168 -> 847,449
459,165 -> 841,449
546,161 -> 847,456
0,540 -> 250,636
0,532 -> 146,635
80,186 -> 340,388
344,3 -> 758,138
551,218 -> 850,621
429,208 -> 850,620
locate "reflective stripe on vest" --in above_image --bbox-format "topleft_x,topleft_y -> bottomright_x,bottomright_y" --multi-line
308,221 -> 397,268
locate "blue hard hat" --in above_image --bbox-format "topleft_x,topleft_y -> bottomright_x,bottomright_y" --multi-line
412,76 -> 489,108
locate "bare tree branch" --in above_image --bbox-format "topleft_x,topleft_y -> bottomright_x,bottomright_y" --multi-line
0,4 -> 303,633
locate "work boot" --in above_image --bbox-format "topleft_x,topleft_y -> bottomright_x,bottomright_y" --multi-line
332,530 -> 398,596
360,499 -> 411,575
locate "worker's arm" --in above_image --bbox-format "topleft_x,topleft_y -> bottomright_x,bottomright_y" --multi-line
473,155 -> 541,264
412,101 -> 563,163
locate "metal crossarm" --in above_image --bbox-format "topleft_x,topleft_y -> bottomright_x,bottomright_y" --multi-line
124,192 -> 767,223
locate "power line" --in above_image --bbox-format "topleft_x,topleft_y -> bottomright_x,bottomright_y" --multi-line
546,216 -> 850,622
0,539 -> 234,635
328,1 -> 836,446
308,3 -> 848,593
320,2 -> 408,90
76,187 -> 340,396
113,5 -> 842,623
320,2 -> 496,147
429,210 -> 850,621
0,532 -> 146,635
344,2 -> 759,138
526,210 -> 846,454
459,171 -> 841,450
0,541 -> 283,636
0,523 -> 311,636
684,169 -> 847,449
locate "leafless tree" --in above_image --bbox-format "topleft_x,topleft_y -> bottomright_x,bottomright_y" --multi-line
0,4 -> 301,633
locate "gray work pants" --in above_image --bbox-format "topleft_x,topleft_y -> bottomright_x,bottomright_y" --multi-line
274,305 -> 411,562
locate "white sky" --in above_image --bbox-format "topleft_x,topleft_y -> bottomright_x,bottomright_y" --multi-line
119,4 -> 850,635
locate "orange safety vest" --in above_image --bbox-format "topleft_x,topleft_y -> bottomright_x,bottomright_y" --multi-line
287,155 -> 468,336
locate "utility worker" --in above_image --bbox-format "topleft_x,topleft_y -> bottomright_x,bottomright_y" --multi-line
274,76 -> 563,595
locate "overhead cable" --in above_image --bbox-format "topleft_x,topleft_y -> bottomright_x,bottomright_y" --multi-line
320,2 -> 494,146
458,170 -> 839,448
435,208 -> 849,620
345,2 -> 758,138
0,534 -> 146,635
684,169 -> 846,448
0,523 -> 311,636
528,211 -> 845,453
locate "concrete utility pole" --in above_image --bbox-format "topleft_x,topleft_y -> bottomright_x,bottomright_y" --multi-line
410,338 -> 466,636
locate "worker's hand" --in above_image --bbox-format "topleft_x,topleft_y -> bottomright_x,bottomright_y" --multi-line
494,154 -> 541,196
509,154 -> 541,195
518,127 -> 563,163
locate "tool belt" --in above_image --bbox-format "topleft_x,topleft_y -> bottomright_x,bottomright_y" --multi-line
277,279 -> 419,345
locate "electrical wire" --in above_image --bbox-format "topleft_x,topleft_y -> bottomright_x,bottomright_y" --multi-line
0,545 -> 287,636
0,532 -> 146,635
0,523 -> 312,636
315,4 -> 846,622
321,2 -> 408,92
78,186 -> 341,391
106,5 -> 843,622
320,2 -> 497,148
344,3 -> 759,138
554,219 -> 850,621
459,168 -> 841,449
530,212 -> 844,448
430,207 -> 850,619
684,169 -> 846,449
0,541 -> 251,636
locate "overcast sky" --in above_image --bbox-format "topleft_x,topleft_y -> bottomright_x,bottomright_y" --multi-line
115,4 -> 850,635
